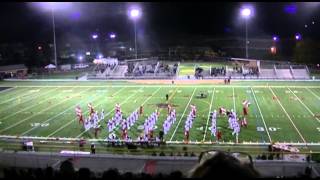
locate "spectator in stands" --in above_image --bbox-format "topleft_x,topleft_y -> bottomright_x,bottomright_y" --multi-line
44,167 -> 54,180
77,168 -> 92,180
169,171 -> 183,178
189,151 -> 259,178
102,168 -> 120,179
59,159 -> 75,179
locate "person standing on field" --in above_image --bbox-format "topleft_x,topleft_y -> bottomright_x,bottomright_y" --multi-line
140,105 -> 143,115
217,131 -> 222,141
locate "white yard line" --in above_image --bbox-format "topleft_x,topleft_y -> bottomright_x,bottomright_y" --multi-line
288,88 -> 320,124
307,88 -> 320,101
0,87 -> 17,94
139,87 -> 162,106
203,87 -> 215,141
0,87 -> 91,134
232,87 -> 236,113
21,87 -> 126,136
251,87 -> 272,143
0,87 -> 61,121
0,87 -> 60,114
169,88 -> 197,141
269,87 -> 307,144
0,87 -> 41,105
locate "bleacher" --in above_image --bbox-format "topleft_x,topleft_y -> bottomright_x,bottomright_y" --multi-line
86,57 -> 310,80
123,58 -> 178,79
291,65 -> 310,79
87,58 -> 119,79
292,69 -> 309,79
259,69 -> 276,79
111,65 -> 128,77
276,69 -> 293,79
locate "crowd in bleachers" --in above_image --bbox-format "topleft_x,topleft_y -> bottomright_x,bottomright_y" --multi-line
231,66 -> 242,74
126,61 -> 178,77
133,63 -> 157,76
1,159 -> 184,179
1,151 -> 267,179
210,67 -> 226,77
94,64 -> 117,74
127,62 -> 135,74
195,67 -> 204,79
157,63 -> 179,75
158,63 -> 170,73
94,64 -> 107,74
173,63 -> 178,74
243,67 -> 259,77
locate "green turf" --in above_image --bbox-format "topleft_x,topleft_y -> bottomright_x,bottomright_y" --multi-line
0,80 -> 320,148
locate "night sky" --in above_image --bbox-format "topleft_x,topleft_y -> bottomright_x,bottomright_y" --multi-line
0,2 -> 319,44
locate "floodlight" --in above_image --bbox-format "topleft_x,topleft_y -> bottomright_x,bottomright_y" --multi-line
92,34 -> 98,39
241,8 -> 251,18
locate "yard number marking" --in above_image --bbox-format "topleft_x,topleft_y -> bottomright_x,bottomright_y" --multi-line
30,123 -> 49,127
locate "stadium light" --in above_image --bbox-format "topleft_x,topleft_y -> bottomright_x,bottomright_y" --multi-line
241,8 -> 251,18
130,9 -> 141,19
240,6 -> 253,59
92,34 -> 98,39
129,8 -> 141,59
86,51 -> 91,56
273,36 -> 279,42
78,55 -> 83,61
295,33 -> 301,40
98,54 -> 103,59
110,33 -> 116,39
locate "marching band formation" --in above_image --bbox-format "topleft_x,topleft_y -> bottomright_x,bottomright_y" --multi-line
74,95 -> 251,143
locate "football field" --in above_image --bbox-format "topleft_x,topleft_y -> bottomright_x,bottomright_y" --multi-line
0,80 -> 320,146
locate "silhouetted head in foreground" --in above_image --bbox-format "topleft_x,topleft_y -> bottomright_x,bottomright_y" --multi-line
60,159 -> 75,178
189,151 -> 259,178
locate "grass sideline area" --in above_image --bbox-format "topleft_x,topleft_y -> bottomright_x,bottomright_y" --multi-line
29,71 -> 87,79
0,80 -> 320,155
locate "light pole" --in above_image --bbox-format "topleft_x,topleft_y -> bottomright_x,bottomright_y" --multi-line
91,34 -> 98,57
271,36 -> 279,55
129,9 -> 141,59
241,8 -> 252,59
134,21 -> 137,59
33,2 -> 72,68
51,8 -> 57,68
